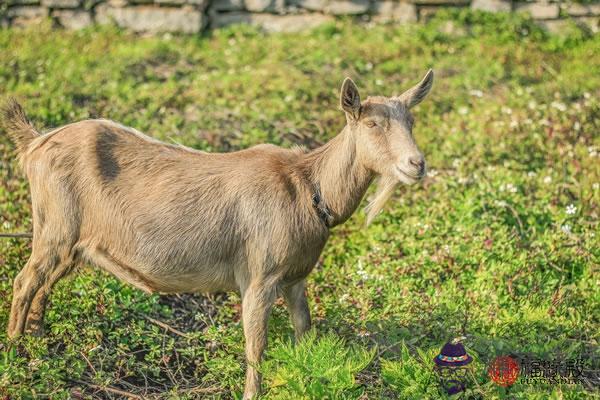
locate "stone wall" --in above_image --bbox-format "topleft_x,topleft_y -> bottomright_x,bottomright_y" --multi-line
1,0 -> 599,33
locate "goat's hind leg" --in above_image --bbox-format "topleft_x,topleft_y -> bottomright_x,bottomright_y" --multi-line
24,257 -> 76,336
8,243 -> 76,338
10,170 -> 81,338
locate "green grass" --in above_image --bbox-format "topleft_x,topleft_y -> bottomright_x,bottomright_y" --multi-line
1,10 -> 599,399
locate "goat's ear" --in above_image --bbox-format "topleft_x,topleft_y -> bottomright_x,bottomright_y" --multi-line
340,77 -> 361,120
396,69 -> 434,109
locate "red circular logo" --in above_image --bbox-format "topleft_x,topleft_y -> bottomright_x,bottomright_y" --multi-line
488,356 -> 520,387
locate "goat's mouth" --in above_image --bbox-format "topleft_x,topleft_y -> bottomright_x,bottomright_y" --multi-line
395,166 -> 424,184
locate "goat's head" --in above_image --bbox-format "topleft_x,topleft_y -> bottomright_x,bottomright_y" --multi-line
340,69 -> 433,184
339,70 -> 434,224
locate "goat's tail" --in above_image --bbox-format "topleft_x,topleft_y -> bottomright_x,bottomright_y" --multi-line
1,98 -> 40,154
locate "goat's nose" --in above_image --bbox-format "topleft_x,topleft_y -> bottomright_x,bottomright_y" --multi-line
409,156 -> 425,172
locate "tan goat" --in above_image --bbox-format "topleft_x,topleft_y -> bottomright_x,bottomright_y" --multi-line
1,70 -> 433,399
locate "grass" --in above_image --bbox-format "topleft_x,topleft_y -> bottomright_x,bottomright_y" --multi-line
0,10 -> 599,399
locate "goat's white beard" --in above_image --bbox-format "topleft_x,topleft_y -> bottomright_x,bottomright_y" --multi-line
364,175 -> 399,226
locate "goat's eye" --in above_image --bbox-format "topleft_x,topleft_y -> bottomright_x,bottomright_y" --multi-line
365,121 -> 377,128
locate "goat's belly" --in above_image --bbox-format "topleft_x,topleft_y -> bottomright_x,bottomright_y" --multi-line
148,262 -> 239,294
85,246 -> 238,294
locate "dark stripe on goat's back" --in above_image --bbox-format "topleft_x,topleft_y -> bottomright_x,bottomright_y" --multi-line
95,130 -> 121,182
279,172 -> 297,202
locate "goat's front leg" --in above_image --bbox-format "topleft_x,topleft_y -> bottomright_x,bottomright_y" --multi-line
241,281 -> 276,399
283,280 -> 311,341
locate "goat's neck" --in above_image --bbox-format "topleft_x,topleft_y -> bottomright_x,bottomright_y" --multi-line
301,127 -> 373,226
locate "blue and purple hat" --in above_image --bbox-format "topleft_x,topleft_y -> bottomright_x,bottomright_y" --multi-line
434,339 -> 473,367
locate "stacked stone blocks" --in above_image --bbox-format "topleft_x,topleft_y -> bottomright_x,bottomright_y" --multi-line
1,0 -> 599,33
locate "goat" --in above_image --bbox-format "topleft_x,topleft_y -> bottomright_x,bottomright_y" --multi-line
1,70 -> 433,399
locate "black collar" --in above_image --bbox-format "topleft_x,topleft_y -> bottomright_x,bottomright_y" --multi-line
311,185 -> 333,228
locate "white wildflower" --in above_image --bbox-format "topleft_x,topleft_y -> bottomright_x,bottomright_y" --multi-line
375,79 -> 383,86
356,261 -> 369,280
574,121 -> 581,131
458,177 -> 469,184
427,169 -> 439,178
452,159 -> 462,168
527,171 -> 537,177
458,106 -> 469,115
561,224 -> 572,234
365,62 -> 373,71
543,176 -> 552,184
551,101 -> 567,112
500,183 -> 517,193
528,100 -> 537,110
495,200 -> 507,207
501,106 -> 512,115
469,89 -> 483,98
566,204 -> 577,215
593,183 -> 599,190
339,293 -> 350,303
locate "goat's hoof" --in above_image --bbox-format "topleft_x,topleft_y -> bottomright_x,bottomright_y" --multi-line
6,329 -> 21,340
243,388 -> 260,399
25,325 -> 45,337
